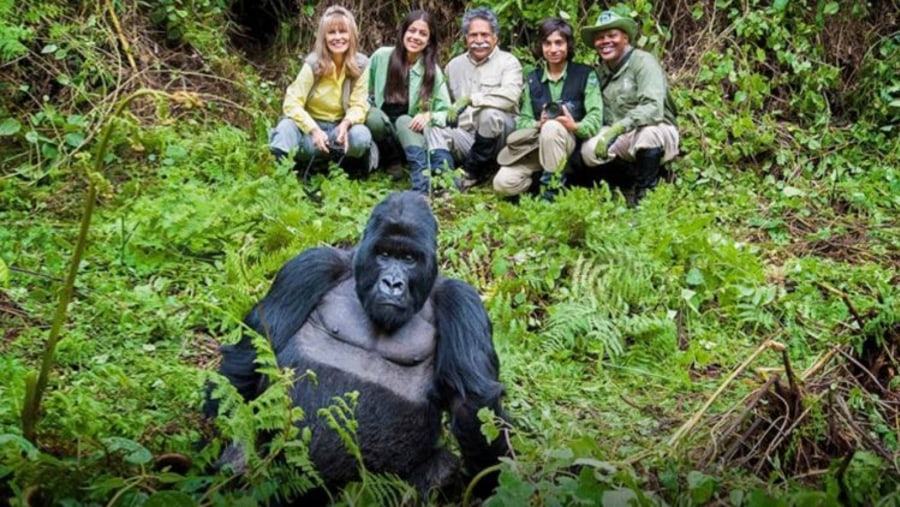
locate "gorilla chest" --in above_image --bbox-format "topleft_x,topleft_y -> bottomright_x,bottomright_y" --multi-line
289,280 -> 437,403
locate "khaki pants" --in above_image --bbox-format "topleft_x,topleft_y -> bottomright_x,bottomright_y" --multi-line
425,108 -> 515,161
580,124 -> 680,167
493,120 -> 575,196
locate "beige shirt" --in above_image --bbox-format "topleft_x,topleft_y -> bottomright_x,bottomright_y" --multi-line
445,47 -> 523,130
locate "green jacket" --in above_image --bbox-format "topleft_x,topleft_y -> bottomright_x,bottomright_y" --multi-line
368,46 -> 451,126
598,48 -> 677,131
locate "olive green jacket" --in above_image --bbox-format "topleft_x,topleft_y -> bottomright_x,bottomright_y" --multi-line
367,46 -> 451,126
598,48 -> 678,131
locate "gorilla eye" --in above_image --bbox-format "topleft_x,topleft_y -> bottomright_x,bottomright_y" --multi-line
402,254 -> 415,263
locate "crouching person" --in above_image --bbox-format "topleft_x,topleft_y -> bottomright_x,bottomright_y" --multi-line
366,10 -> 452,194
578,10 -> 679,206
269,6 -> 374,175
493,17 -> 603,201
425,7 -> 522,192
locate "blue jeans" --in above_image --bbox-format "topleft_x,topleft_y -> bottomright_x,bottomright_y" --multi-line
269,117 -> 373,163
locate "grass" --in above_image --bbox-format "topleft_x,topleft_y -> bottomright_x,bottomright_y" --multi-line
1,0 -> 898,503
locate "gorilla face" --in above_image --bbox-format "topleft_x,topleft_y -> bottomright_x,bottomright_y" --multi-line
353,192 -> 438,332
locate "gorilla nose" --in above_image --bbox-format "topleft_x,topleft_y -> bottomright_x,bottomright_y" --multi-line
380,276 -> 406,296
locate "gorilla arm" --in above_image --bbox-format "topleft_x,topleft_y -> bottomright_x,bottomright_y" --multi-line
431,278 -> 511,483
205,247 -> 352,415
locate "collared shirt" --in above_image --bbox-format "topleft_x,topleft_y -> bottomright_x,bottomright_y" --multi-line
367,46 -> 452,126
598,48 -> 677,131
516,62 -> 604,139
445,46 -> 523,130
283,61 -> 370,134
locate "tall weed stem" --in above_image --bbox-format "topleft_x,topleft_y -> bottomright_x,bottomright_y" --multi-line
21,89 -> 172,443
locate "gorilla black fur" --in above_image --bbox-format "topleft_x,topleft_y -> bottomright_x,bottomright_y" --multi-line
206,191 -> 510,499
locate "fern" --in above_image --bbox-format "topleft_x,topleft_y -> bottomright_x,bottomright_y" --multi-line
543,253 -> 676,365
543,256 -> 626,361
319,392 -> 419,507
336,472 -> 418,507
0,0 -> 31,62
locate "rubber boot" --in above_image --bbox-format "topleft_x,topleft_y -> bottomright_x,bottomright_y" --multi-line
379,136 -> 406,180
538,171 -> 566,202
460,133 -> 499,191
271,147 -> 289,164
628,147 -> 663,206
429,149 -> 455,174
405,146 -> 431,194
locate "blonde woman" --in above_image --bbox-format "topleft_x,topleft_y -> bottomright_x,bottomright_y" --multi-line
269,6 -> 373,171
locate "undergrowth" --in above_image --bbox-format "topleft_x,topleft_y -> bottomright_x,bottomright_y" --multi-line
1,0 -> 898,505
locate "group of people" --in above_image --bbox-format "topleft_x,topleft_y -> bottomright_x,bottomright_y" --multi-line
268,6 -> 680,205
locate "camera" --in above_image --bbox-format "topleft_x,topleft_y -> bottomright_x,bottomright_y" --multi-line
544,102 -> 563,119
328,140 -> 345,154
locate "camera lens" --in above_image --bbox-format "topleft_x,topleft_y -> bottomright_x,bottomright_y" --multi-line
545,102 -> 561,119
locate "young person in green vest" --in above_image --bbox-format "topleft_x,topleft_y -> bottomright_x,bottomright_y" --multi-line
268,6 -> 373,173
577,10 -> 680,206
366,10 -> 452,194
493,17 -> 603,200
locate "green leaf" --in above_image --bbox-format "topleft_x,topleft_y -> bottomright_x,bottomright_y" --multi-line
144,491 -> 197,507
0,256 -> 8,287
0,118 -> 21,136
101,437 -> 153,465
0,433 -> 39,460
782,186 -> 805,197
686,267 -> 705,286
687,470 -> 717,504
824,2 -> 839,15
64,132 -> 85,147
773,0 -> 788,11
603,488 -> 639,507
41,43 -> 58,54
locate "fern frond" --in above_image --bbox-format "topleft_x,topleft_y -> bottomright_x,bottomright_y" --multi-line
336,472 -> 418,507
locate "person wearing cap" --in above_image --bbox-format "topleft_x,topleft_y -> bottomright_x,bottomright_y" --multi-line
577,10 -> 679,206
425,7 -> 523,192
493,17 -> 603,200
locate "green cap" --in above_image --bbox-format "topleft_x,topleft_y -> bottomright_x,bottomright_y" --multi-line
581,11 -> 638,46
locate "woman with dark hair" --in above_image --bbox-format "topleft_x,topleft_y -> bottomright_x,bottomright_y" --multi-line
367,9 -> 452,194
493,17 -> 603,199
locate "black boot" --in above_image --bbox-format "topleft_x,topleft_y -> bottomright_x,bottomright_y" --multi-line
628,148 -> 663,206
379,136 -> 406,180
271,147 -> 289,163
405,146 -> 431,194
460,133 -> 500,191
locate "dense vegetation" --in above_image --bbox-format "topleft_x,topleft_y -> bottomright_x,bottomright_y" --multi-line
1,0 -> 898,505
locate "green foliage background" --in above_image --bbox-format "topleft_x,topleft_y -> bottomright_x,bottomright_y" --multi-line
1,0 -> 898,505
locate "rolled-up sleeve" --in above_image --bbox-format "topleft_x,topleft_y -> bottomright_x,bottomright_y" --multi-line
283,65 -> 319,134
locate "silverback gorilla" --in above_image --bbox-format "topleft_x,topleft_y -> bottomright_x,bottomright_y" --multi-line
206,191 -> 511,500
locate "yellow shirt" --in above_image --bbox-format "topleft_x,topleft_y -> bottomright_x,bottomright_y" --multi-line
283,63 -> 370,133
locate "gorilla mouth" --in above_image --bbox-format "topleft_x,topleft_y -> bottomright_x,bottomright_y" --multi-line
376,300 -> 408,310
